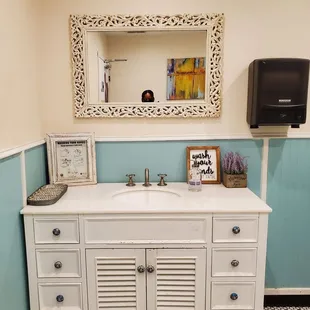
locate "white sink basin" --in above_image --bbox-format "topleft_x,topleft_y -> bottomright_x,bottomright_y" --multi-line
112,189 -> 181,204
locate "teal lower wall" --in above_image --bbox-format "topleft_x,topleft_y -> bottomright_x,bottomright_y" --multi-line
0,155 -> 29,310
266,139 -> 310,288
25,145 -> 48,196
96,139 -> 263,197
0,144 -> 47,310
1,137 -> 310,308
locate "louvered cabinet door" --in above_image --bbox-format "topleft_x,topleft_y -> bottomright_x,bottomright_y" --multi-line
146,249 -> 207,310
86,249 -> 146,310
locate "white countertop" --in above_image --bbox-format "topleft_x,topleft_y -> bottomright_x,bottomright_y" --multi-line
21,183 -> 272,215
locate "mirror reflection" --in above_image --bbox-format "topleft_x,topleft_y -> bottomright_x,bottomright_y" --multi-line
86,30 -> 207,104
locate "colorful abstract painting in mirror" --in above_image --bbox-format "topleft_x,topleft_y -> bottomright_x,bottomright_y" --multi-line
167,57 -> 205,100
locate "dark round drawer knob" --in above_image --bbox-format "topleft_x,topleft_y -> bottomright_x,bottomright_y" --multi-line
52,228 -> 61,236
54,261 -> 62,269
147,265 -> 155,273
231,260 -> 239,267
232,226 -> 240,234
230,293 -> 238,300
56,295 -> 64,303
137,265 -> 145,273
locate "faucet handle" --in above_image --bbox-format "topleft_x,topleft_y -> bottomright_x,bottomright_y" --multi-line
157,174 -> 167,186
126,174 -> 136,187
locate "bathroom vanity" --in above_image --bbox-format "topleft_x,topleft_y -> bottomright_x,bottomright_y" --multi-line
22,183 -> 271,310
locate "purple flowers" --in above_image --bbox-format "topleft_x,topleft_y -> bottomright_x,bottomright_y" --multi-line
222,152 -> 248,175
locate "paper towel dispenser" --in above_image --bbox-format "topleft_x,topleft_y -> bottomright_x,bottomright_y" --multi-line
247,58 -> 310,128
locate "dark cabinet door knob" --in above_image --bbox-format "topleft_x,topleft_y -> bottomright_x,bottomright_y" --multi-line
137,265 -> 145,273
52,228 -> 61,236
56,295 -> 64,303
232,226 -> 240,234
231,260 -> 239,267
54,261 -> 62,269
147,265 -> 155,273
230,292 -> 238,300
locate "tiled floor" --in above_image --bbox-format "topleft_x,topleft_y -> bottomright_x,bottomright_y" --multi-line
265,307 -> 310,310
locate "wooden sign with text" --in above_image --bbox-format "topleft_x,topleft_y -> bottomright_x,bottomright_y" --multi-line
186,146 -> 221,184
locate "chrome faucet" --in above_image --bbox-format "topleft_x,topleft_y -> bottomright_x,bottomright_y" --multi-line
143,168 -> 152,187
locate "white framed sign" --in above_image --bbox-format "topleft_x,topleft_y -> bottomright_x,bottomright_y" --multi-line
46,133 -> 97,186
186,146 -> 221,184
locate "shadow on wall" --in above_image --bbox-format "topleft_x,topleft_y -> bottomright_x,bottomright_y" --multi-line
223,67 -> 249,128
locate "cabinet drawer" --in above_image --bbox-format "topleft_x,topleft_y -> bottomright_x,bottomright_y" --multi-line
34,218 -> 79,244
212,248 -> 257,277
36,249 -> 81,278
213,217 -> 258,243
211,282 -> 255,309
38,283 -> 82,309
84,216 -> 208,244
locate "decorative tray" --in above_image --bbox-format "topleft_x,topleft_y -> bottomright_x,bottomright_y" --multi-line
27,184 -> 68,206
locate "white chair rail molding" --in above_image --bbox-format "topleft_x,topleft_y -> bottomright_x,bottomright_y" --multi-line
22,182 -> 272,310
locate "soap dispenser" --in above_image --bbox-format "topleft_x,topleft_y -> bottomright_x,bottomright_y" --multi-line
188,159 -> 202,192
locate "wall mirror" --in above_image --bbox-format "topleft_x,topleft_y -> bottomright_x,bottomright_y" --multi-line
70,14 -> 224,118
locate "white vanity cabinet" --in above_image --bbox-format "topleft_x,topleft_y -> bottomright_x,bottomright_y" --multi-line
22,184 -> 271,310
86,248 -> 206,310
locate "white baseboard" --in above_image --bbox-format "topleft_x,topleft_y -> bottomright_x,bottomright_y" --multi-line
265,288 -> 310,295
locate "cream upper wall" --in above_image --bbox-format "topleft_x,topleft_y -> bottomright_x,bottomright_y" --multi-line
0,0 -> 42,151
40,0 -> 310,138
106,31 -> 206,102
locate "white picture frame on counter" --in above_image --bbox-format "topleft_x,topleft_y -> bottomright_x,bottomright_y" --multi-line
46,132 -> 97,186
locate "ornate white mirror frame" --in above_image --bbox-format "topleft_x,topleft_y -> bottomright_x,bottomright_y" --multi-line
70,13 -> 224,118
